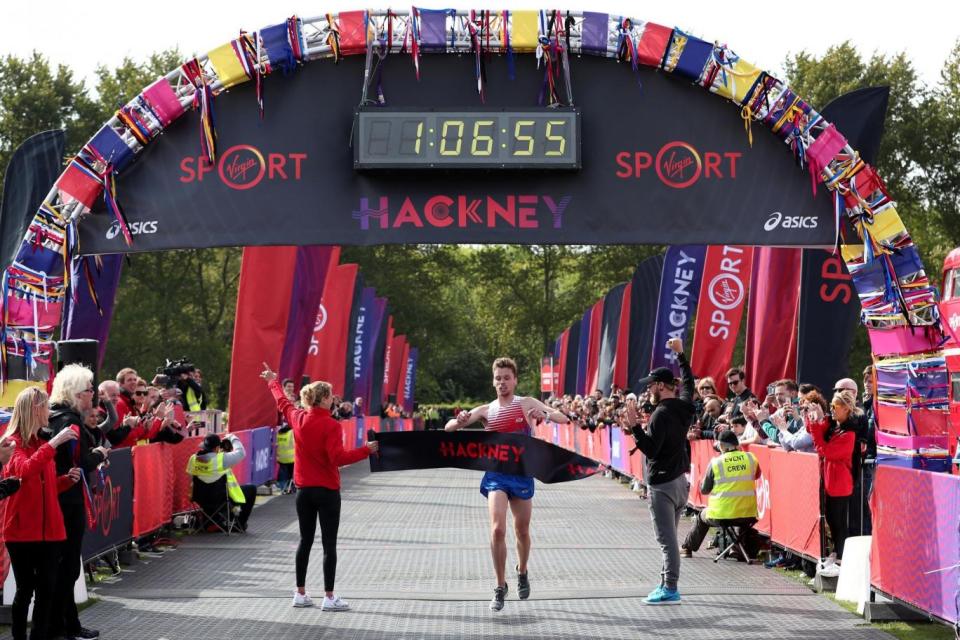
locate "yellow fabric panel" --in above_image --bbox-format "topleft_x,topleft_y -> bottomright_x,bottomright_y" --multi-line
841,206 -> 907,263
712,57 -> 762,104
510,11 -> 539,51
208,42 -> 248,89
0,380 -> 45,409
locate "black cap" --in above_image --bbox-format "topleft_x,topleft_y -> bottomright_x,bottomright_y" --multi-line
201,434 -> 222,453
717,429 -> 740,449
637,367 -> 676,389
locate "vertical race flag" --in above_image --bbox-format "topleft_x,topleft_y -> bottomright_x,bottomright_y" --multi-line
385,330 -> 405,403
797,250 -> 860,393
690,246 -> 754,397
348,287 -> 377,411
367,298 -> 389,414
304,263 -> 360,398
613,281 -> 632,390
394,338 -> 410,408
596,283 -> 627,395
63,254 -> 123,371
628,255 -> 666,392
575,308 -> 592,396
563,319 -> 582,396
402,347 -> 419,414
381,316 -> 395,402
585,299 -> 605,395
340,275 -> 366,403
556,328 -> 570,396
651,246 -> 706,374
278,246 -> 339,385
744,247 -> 801,393
228,246 -> 300,429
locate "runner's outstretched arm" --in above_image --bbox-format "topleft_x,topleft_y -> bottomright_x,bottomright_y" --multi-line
444,405 -> 487,431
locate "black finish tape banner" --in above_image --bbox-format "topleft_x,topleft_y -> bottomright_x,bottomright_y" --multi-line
369,430 -> 602,483
78,55 -> 835,254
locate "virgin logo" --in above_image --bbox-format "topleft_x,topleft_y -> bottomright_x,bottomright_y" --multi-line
656,143 -> 701,189
707,273 -> 745,310
179,146 -> 306,190
314,304 -> 328,332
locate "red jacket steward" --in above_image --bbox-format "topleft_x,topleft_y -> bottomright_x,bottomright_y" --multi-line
808,418 -> 855,497
269,380 -> 369,490
2,434 -> 73,542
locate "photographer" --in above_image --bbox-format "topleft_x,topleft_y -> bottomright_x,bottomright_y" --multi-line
186,433 -> 256,531
163,358 -> 206,412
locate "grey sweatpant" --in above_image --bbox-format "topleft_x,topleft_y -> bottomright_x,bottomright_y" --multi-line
647,474 -> 690,590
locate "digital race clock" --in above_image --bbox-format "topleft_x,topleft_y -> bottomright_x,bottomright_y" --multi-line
354,107 -> 580,169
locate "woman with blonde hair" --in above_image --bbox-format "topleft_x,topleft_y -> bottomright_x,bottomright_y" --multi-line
47,364 -> 107,640
3,386 -> 81,640
261,362 -> 378,611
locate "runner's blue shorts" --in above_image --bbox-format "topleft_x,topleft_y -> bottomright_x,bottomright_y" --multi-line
480,471 -> 534,500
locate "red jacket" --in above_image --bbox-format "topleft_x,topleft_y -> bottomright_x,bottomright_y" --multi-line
269,381 -> 369,489
808,418 -> 855,497
2,434 -> 73,542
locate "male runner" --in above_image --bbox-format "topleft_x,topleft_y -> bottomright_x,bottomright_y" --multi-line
444,357 -> 569,611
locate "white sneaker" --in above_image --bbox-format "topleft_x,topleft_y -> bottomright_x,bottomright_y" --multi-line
818,563 -> 841,578
322,595 -> 350,611
292,592 -> 314,608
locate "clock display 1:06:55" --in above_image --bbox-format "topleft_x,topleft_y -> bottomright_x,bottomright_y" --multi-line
354,109 -> 580,169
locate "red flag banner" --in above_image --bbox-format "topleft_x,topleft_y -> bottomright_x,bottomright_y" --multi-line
556,328 -> 570,396
394,339 -> 410,406
613,281 -> 632,391
745,247 -> 801,393
585,299 -> 604,395
690,245 -> 754,397
304,263 -> 360,397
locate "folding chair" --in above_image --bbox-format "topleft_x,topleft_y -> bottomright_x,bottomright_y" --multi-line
713,517 -> 757,565
188,476 -> 244,536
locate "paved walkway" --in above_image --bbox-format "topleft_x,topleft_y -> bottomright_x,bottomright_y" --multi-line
69,465 -> 889,639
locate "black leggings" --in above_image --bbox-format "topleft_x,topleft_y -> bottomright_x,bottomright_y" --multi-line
825,495 -> 849,559
6,541 -> 59,640
295,486 -> 341,591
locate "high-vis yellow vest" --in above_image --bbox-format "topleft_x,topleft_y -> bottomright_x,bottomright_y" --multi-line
186,452 -> 246,504
186,387 -> 202,412
704,450 -> 758,520
276,429 -> 295,464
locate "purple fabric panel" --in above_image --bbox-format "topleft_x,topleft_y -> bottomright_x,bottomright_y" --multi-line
62,254 -> 123,371
419,9 -> 449,50
581,12 -> 609,54
278,246 -> 334,382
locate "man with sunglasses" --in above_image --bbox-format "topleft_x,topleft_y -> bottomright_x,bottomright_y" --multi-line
724,368 -> 755,418
624,338 -> 695,605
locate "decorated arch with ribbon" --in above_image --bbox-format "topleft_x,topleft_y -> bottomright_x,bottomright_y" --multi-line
0,10 -> 945,451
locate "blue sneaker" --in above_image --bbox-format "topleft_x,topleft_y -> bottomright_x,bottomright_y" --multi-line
644,586 -> 681,605
645,585 -> 663,600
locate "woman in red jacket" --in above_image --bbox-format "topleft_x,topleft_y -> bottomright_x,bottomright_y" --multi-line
3,387 -> 81,640
806,390 -> 858,565
261,363 -> 378,612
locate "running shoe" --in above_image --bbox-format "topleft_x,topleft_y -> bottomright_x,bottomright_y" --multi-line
516,565 -> 530,600
292,591 -> 314,608
644,587 -> 681,605
322,595 -> 351,611
490,584 -> 508,611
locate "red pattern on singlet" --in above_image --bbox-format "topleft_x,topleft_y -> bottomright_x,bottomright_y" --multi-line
485,396 -> 530,435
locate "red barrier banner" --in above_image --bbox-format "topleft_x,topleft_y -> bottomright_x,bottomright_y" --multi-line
747,444 -> 772,536
403,418 -> 414,432
342,417 -> 358,446
690,245 -> 754,397
132,444 -> 174,537
171,436 -> 204,514
871,465 -> 960,624
768,448 -> 821,559
687,440 -> 713,508
599,428 -> 611,466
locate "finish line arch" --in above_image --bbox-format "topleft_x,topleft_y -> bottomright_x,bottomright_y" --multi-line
4,11 -> 944,446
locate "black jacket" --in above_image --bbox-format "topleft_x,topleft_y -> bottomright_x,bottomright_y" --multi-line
632,353 -> 696,485
46,403 -> 106,506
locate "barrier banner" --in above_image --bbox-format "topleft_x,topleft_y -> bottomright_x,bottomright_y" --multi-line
691,245 -> 754,397
171,436 -> 204,514
610,427 -> 625,472
370,431 -> 602,483
249,426 -> 277,486
687,440 -> 713,508
651,246 -> 706,374
871,465 -> 960,624
599,428 -> 611,466
747,444 -> 772,536
227,430 -> 255,486
768,449 -> 821,559
82,446 -> 133,561
403,418 -> 414,432
132,444 -> 173,537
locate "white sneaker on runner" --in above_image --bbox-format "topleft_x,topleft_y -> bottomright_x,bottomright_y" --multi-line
292,592 -> 315,608
322,595 -> 351,611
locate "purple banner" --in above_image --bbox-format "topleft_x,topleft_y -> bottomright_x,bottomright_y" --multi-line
610,427 -> 628,473
63,254 -> 124,370
575,308 -> 591,396
249,426 -> 277,486
279,246 -> 336,383
628,255 -> 665,392
581,12 -> 609,54
402,347 -> 418,414
349,287 -> 378,409
359,296 -> 387,412
563,319 -> 581,395
650,245 -> 705,374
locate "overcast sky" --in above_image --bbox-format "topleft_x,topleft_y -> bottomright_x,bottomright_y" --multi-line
1,1 -> 955,90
